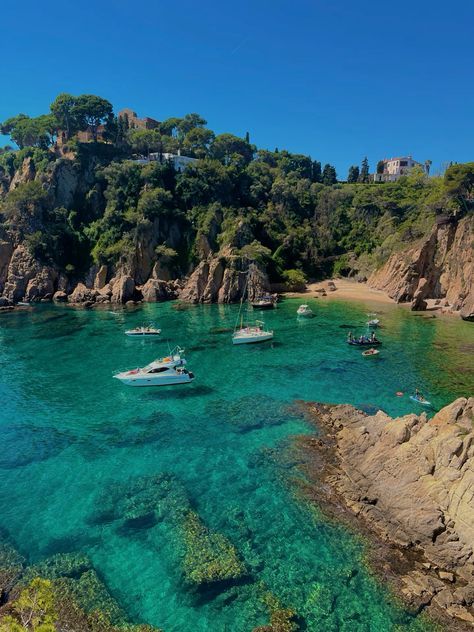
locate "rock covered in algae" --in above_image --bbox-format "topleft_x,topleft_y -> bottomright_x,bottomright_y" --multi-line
253,583 -> 299,632
21,552 -> 92,583
54,569 -> 126,626
181,510 -> 247,586
91,473 -> 248,589
91,473 -> 190,527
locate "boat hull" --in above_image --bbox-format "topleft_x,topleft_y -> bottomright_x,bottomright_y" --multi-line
232,333 -> 274,345
125,332 -> 161,337
348,340 -> 381,346
251,302 -> 274,310
409,395 -> 431,406
114,374 -> 194,387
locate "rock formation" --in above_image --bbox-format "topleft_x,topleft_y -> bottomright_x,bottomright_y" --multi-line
369,216 -> 474,319
297,398 -> 474,628
0,152 -> 472,310
179,254 -> 270,304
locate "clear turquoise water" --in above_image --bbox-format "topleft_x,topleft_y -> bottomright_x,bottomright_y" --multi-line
0,298 -> 472,631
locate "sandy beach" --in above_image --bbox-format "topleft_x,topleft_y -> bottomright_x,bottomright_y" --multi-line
286,278 -> 395,305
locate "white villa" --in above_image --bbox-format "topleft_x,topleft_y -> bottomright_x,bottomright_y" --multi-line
373,156 -> 430,182
133,150 -> 198,172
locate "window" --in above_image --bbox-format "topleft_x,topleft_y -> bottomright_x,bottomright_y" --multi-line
400,160 -> 408,166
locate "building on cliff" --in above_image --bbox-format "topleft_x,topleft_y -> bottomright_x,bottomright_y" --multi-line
373,156 -> 431,182
76,124 -> 107,143
134,150 -> 198,172
73,109 -> 160,143
118,108 -> 160,130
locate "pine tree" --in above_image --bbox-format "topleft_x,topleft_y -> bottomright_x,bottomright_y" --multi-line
359,157 -> 370,183
322,163 -> 337,185
245,131 -> 250,143
347,165 -> 360,183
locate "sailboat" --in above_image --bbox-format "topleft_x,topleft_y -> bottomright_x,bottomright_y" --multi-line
232,267 -> 274,344
232,319 -> 274,344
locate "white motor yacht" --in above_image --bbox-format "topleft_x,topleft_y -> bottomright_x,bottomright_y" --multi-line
297,304 -> 314,318
113,348 -> 194,386
125,325 -> 161,337
232,320 -> 273,345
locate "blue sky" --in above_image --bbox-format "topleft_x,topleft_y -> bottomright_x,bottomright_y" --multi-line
1,0 -> 472,177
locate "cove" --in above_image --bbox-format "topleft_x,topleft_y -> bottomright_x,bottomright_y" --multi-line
0,298 -> 472,631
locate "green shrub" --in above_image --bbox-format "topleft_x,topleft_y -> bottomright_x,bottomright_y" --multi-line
282,269 -> 307,291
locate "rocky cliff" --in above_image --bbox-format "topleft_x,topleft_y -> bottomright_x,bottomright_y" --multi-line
0,155 -> 273,307
297,398 -> 474,628
369,215 -> 474,320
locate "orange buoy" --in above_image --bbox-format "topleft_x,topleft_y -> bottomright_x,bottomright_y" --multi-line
396,391 -> 404,397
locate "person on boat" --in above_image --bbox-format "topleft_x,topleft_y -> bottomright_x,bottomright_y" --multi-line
415,388 -> 425,401
347,332 -> 353,342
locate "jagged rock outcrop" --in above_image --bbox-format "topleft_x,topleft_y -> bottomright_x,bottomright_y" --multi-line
94,264 -> 108,289
2,245 -> 58,302
53,290 -> 68,302
179,253 -> 270,304
0,240 -> 13,294
68,282 -> 98,304
369,216 -> 474,317
299,398 -> 474,627
140,278 -> 179,302
110,275 -> 136,304
9,156 -> 36,190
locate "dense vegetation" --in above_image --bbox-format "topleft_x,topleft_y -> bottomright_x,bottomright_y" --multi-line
1,93 -> 472,285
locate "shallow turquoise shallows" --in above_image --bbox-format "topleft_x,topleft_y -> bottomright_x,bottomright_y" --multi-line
0,298 -> 472,631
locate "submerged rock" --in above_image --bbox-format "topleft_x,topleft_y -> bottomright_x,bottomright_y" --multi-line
181,510 -> 247,587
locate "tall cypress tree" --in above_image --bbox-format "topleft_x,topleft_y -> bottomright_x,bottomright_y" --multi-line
359,157 -> 370,183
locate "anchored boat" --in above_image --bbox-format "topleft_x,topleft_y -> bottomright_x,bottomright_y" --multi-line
233,266 -> 275,344
347,336 -> 381,346
362,348 -> 380,357
251,295 -> 277,310
125,325 -> 161,337
113,347 -> 194,386
297,304 -> 314,318
232,320 -> 274,345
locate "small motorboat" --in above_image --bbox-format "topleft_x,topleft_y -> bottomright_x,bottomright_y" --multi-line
113,347 -> 194,387
232,320 -> 273,345
251,295 -> 276,310
125,325 -> 161,337
367,319 -> 380,327
409,394 -> 432,407
348,336 -> 381,346
297,304 -> 314,318
362,348 -> 380,357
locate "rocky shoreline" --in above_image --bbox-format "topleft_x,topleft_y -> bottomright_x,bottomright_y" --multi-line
291,398 -> 474,630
